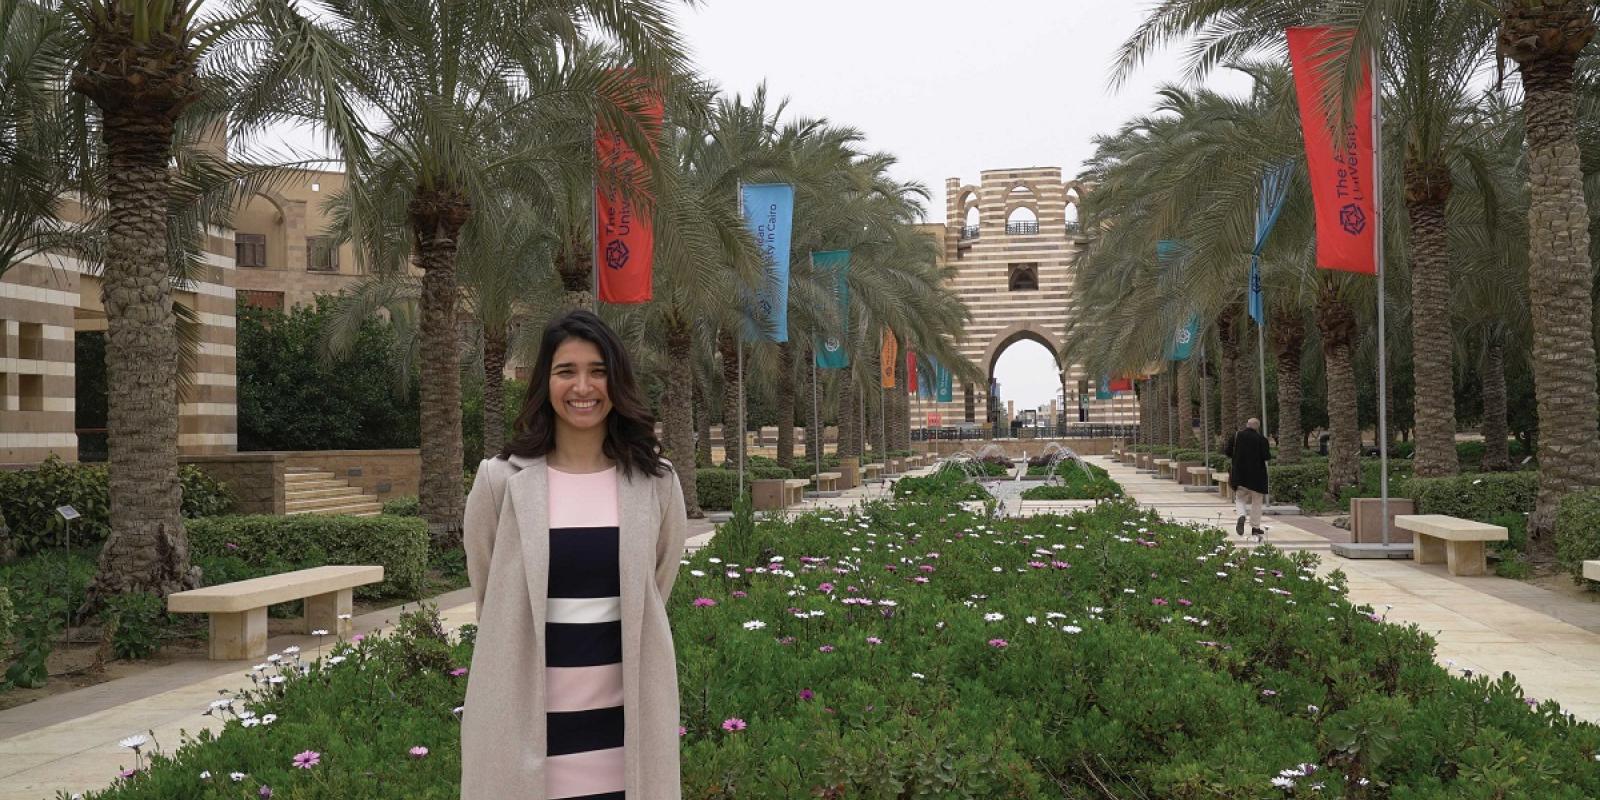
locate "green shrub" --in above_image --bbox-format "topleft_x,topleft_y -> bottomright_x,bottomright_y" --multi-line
1266,461 -> 1329,508
0,456 -> 235,556
1407,471 -> 1537,523
893,464 -> 991,504
695,469 -> 739,512
0,551 -> 92,688
187,515 -> 428,599
381,495 -> 421,517
1020,462 -> 1123,500
104,591 -> 166,660
1555,488 -> 1600,582
748,465 -> 794,480
789,455 -> 841,480
0,586 -> 13,663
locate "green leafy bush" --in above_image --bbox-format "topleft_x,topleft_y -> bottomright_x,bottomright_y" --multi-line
187,515 -> 428,599
104,591 -> 166,660
1407,471 -> 1537,523
381,496 -> 421,517
695,469 -> 739,512
0,456 -> 235,556
1019,462 -> 1122,500
236,297 -> 420,452
0,551 -> 91,689
1267,461 -> 1330,508
893,465 -> 992,504
0,587 -> 13,664
76,503 -> 1600,799
1555,488 -> 1600,583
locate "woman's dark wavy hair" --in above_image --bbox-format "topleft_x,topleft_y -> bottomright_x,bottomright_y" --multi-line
499,310 -> 668,479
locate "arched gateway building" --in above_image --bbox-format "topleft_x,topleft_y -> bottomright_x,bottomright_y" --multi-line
914,167 -> 1136,434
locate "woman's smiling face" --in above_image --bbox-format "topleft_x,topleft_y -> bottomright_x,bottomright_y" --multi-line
549,338 -> 612,431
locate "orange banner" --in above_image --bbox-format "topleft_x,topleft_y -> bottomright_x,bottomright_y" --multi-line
880,331 -> 897,388
595,78 -> 663,303
1288,27 -> 1377,275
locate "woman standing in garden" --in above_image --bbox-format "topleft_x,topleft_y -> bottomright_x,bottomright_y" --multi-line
461,309 -> 688,800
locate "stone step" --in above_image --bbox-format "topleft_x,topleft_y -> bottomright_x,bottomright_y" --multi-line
285,486 -> 360,501
286,493 -> 373,512
287,502 -> 383,517
283,479 -> 347,492
285,470 -> 338,483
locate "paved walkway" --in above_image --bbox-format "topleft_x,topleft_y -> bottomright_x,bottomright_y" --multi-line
1093,455 -> 1600,722
7,458 -> 1598,798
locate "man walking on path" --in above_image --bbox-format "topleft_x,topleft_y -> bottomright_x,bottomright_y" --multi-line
1223,417 -> 1271,539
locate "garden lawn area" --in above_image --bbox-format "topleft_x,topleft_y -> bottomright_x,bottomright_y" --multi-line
74,497 -> 1600,799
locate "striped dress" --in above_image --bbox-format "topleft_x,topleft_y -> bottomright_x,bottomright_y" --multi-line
545,466 -> 625,800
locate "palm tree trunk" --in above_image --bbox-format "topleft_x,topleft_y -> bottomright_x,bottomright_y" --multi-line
837,367 -> 858,457
1318,281 -> 1361,498
1218,312 -> 1239,442
894,339 -> 910,452
664,321 -> 702,518
482,328 -> 508,460
1236,320 -> 1257,433
864,347 -> 883,459
694,376 -> 713,467
1405,160 -> 1460,477
1481,331 -> 1511,472
1176,363 -> 1194,448
411,188 -> 470,549
776,342 -> 795,468
78,67 -> 197,605
1502,2 -> 1599,538
1271,308 -> 1305,465
556,238 -> 593,311
802,347 -> 821,466
717,329 -> 742,471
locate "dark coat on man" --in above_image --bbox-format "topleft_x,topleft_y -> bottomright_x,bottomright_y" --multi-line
1223,427 -> 1272,494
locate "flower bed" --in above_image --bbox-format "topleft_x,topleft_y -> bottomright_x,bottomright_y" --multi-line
892,465 -> 993,505
1020,462 -> 1123,500
76,499 -> 1600,799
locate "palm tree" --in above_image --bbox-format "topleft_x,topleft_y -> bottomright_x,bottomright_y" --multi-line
245,0 -> 688,546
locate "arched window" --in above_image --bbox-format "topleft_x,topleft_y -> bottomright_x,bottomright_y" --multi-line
960,205 -> 980,241
1005,206 -> 1039,236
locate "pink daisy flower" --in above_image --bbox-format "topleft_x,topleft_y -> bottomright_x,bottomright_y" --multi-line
721,718 -> 747,732
988,638 -> 1008,648
292,751 -> 321,769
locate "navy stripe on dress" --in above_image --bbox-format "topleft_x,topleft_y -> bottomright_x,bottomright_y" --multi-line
546,706 -> 625,755
560,793 -> 625,800
548,527 -> 622,597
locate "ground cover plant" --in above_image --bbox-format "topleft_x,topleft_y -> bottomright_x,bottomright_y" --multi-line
892,464 -> 994,505
1020,461 -> 1124,500
71,496 -> 1600,799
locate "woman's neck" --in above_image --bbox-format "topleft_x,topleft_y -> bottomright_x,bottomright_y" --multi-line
549,419 -> 612,473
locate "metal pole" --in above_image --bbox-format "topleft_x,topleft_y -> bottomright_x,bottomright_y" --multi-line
1373,49 -> 1392,547
812,359 -> 822,479
1257,317 -> 1270,437
1202,341 -> 1211,478
737,339 -> 745,500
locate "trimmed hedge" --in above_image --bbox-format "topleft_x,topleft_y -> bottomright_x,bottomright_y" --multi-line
1555,488 -> 1600,582
695,469 -> 739,512
0,456 -> 236,556
381,495 -> 421,517
1406,471 -> 1537,523
187,515 -> 428,599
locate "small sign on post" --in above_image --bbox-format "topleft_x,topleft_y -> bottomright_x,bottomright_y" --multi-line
57,505 -> 79,646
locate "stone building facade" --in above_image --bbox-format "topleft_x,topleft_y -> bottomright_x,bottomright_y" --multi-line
913,167 -> 1136,432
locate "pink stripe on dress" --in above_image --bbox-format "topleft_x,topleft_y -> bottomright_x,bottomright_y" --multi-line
547,747 -> 626,798
545,664 -> 625,712
547,467 -> 619,527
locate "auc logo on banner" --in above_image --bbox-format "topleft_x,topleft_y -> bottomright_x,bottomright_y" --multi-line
1339,203 -> 1366,236
605,239 -> 630,270
824,337 -> 841,353
1175,326 -> 1193,346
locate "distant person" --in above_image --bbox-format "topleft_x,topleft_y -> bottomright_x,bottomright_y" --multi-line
1224,417 -> 1272,539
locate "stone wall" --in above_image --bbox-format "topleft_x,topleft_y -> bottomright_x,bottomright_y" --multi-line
180,452 -> 286,515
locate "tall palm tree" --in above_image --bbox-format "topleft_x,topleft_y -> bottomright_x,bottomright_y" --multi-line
246,0 -> 688,546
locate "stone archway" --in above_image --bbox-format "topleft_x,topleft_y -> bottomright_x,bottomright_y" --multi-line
982,322 -> 1066,432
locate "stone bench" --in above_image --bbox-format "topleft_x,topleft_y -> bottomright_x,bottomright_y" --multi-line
1395,514 -> 1508,577
754,478 -> 810,510
1582,560 -> 1599,583
864,463 -> 885,481
1212,471 -> 1231,501
1154,459 -> 1174,478
1185,466 -> 1211,486
813,471 -> 843,492
169,565 -> 384,660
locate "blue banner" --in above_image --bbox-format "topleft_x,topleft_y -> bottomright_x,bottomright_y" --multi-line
813,250 -> 850,369
936,361 -> 953,403
1096,375 -> 1113,401
740,183 -> 794,342
1158,240 -> 1198,361
1251,163 -> 1296,325
918,359 -> 933,398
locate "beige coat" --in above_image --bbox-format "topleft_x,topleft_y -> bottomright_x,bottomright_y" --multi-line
460,454 -> 687,800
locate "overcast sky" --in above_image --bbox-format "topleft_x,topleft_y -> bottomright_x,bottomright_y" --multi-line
676,2 -> 1252,412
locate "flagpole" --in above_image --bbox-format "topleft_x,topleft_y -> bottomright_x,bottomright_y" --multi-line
1372,48 -> 1392,548
591,122 -> 599,313
1201,340 -> 1211,485
738,338 -> 746,500
812,359 -> 821,481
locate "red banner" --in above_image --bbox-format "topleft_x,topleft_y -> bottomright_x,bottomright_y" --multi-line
1108,377 -> 1133,393
881,331 -> 897,389
595,80 -> 663,304
906,350 -> 918,394
1287,27 -> 1376,275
